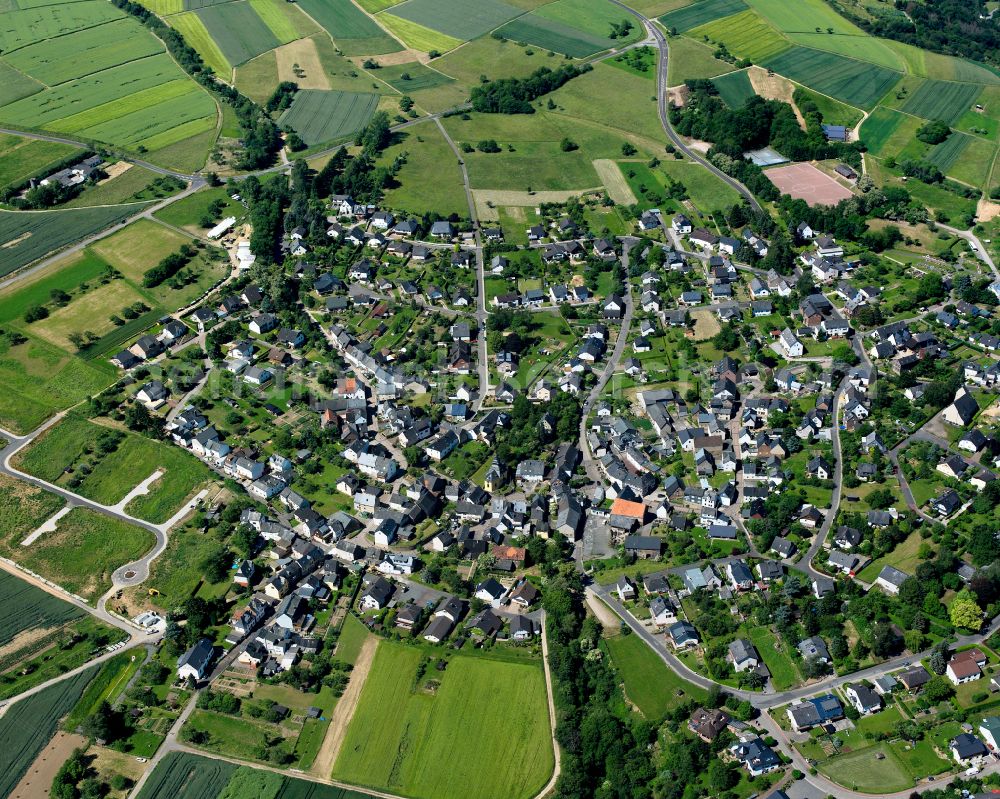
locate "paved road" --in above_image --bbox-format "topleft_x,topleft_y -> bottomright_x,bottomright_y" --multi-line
433,118 -> 490,408
0,177 -> 205,292
0,419 -> 184,587
801,373 -> 849,579
606,3 -> 763,215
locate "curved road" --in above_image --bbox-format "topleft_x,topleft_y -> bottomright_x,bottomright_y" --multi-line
606,2 -> 764,215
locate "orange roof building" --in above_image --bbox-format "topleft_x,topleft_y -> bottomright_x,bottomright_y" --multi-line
610,498 -> 646,520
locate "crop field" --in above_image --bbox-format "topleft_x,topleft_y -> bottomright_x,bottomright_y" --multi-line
0,568 -> 84,643
659,0 -> 747,32
690,10 -> 790,63
859,106 -> 921,156
604,632 -> 706,720
137,752 -> 376,799
927,131 -> 973,174
0,1 -> 219,166
16,413 -> 212,524
942,135 -> 995,187
62,649 -> 142,732
196,2 -> 280,66
387,0 -> 521,41
533,0 -> 643,45
0,133 -> 80,190
762,47 -> 900,109
249,0 -> 316,41
0,0 -> 121,51
136,752 -> 237,799
171,12 -> 231,76
0,53 -> 218,156
377,62 -> 454,93
333,645 -> 553,799
0,61 -> 43,107
882,39 -> 1000,84
376,13 -> 459,52
901,79 -> 983,124
793,85 -> 863,127
713,68 -> 755,108
296,0 -> 402,54
0,663 -> 98,799
4,18 -> 162,85
0,204 -> 146,277
494,14 -> 614,58
278,89 -> 378,145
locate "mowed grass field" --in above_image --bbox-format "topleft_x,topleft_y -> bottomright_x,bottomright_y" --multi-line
14,507 -> 153,601
0,2 -> 218,168
377,12 -> 462,52
15,413 -> 213,524
333,645 -> 553,799
690,9 -> 789,63
387,0 -> 522,41
604,632 -> 706,720
278,89 -> 378,145
0,132 -> 81,190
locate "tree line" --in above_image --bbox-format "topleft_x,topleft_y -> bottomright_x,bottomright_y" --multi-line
471,64 -> 591,114
111,0 -> 281,169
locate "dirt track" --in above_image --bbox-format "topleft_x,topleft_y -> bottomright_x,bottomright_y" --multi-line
311,635 -> 377,777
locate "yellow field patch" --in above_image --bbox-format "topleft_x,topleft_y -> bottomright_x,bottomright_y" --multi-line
275,37 -> 331,89
592,159 -> 637,204
91,219 -> 189,282
31,280 -> 149,351
690,308 -> 720,340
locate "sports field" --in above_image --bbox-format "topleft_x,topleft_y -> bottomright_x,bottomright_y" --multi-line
332,645 -> 553,799
387,0 -> 521,41
690,9 -> 789,63
278,89 -> 378,145
659,0 -> 746,32
713,69 -> 755,108
762,47 -> 900,109
765,162 -> 854,206
901,79 -> 982,124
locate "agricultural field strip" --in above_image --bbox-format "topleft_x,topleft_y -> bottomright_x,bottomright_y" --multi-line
3,17 -> 164,86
